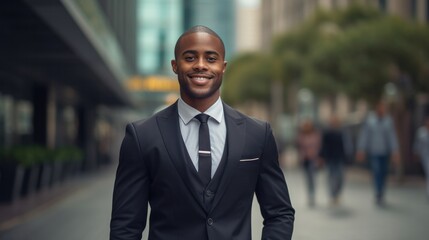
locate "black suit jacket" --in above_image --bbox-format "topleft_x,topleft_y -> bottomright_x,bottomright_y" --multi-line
110,102 -> 294,240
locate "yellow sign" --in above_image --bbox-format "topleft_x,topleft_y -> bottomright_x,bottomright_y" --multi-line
127,75 -> 179,92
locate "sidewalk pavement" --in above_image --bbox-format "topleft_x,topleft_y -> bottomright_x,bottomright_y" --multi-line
0,166 -> 115,231
1,164 -> 423,227
279,167 -> 428,240
0,161 -> 427,240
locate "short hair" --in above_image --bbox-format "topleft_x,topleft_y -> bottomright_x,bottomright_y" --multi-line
174,25 -> 225,59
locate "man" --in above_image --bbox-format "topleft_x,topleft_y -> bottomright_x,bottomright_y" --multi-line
320,115 -> 347,205
110,25 -> 295,240
356,100 -> 399,206
413,115 -> 429,200
295,118 -> 321,207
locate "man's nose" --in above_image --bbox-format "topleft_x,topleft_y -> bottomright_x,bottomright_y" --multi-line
193,58 -> 208,71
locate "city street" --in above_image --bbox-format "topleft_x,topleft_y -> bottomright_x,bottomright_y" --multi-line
2,2 -> 429,240
0,164 -> 428,240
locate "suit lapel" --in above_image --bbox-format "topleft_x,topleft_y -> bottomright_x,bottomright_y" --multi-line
210,103 -> 246,213
157,103 -> 205,211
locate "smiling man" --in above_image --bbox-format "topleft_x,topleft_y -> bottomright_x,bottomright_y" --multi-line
110,25 -> 295,240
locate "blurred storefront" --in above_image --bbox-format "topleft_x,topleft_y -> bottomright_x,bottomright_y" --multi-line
0,0 -> 137,171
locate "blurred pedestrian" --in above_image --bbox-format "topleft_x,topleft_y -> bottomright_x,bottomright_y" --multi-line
296,119 -> 321,207
110,25 -> 294,240
320,115 -> 347,206
413,115 -> 429,200
356,100 -> 399,206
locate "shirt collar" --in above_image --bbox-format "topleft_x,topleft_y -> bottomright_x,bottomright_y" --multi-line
178,97 -> 224,125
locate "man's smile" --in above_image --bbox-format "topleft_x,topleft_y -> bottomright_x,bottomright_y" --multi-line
188,74 -> 212,85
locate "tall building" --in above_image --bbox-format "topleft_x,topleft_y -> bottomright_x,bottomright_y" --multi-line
137,0 -> 183,75
235,0 -> 262,53
183,0 -> 236,59
0,0 -> 137,170
98,0 -> 139,74
124,0 -> 183,116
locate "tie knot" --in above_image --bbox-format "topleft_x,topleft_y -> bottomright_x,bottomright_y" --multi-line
195,113 -> 210,123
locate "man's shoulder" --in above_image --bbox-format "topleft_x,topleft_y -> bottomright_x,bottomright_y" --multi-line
129,103 -> 177,130
223,103 -> 269,128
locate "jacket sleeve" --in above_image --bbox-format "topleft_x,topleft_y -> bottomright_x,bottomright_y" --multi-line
357,121 -> 369,152
256,123 -> 295,240
110,123 -> 149,240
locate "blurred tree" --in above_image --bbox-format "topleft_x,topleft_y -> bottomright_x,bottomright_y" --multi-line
307,16 -> 429,103
223,52 -> 274,106
272,4 -> 429,104
224,4 -> 429,108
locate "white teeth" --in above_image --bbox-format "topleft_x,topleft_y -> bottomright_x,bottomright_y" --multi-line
193,77 -> 209,81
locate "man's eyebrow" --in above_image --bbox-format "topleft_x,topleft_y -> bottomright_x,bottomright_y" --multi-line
181,50 -> 220,56
205,51 -> 220,56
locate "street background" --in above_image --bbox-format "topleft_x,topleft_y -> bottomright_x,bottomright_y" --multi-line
2,1 -> 429,239
1,148 -> 428,240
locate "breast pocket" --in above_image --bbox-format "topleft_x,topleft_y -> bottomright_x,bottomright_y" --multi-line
238,156 -> 260,169
237,156 -> 260,187
239,157 -> 259,162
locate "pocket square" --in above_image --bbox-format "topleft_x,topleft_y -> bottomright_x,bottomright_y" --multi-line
239,158 -> 259,162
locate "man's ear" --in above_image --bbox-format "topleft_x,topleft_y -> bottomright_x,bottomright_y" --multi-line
171,60 -> 177,74
222,61 -> 227,73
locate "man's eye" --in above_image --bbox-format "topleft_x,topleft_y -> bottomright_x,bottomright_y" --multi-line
207,57 -> 217,62
185,57 -> 195,61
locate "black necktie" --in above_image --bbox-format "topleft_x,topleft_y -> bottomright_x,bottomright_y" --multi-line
195,113 -> 211,186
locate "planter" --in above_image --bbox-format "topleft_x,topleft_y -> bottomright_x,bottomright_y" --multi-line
0,163 -> 25,203
21,164 -> 41,197
37,163 -> 53,191
50,161 -> 63,186
62,162 -> 74,182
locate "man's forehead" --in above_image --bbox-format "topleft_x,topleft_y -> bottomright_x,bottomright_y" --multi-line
178,32 -> 224,54
180,31 -> 220,42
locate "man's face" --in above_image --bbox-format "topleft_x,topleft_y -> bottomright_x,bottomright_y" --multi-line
171,32 -> 227,104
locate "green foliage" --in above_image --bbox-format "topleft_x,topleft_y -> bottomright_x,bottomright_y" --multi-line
0,145 -> 50,167
223,52 -> 274,105
225,4 -> 429,106
0,145 -> 84,167
306,15 -> 429,102
52,146 -> 84,163
273,4 -> 429,102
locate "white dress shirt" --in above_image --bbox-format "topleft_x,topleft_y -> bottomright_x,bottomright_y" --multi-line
178,97 -> 226,178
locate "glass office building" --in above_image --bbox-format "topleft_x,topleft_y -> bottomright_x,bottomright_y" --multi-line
138,0 -> 183,75
183,0 -> 236,60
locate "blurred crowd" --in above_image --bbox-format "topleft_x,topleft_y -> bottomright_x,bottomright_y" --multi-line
292,100 -> 429,208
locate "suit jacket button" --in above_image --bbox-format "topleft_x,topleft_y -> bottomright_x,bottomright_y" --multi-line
205,190 -> 214,198
207,218 -> 213,226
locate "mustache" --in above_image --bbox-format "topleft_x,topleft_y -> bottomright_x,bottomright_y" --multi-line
188,72 -> 213,77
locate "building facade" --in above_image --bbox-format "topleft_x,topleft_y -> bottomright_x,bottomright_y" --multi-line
235,0 -> 262,53
137,0 -> 183,75
0,0 -> 137,170
183,0 -> 236,60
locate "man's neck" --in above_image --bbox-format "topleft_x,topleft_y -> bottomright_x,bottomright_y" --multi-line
181,95 -> 220,112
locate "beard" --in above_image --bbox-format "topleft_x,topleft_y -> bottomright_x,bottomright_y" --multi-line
179,76 -> 222,100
